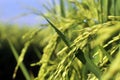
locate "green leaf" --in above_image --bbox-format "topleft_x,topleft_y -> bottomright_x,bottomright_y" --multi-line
85,52 -> 102,79
60,0 -> 66,17
8,40 -> 31,80
75,49 -> 86,64
99,45 -> 113,62
44,17 -> 71,47
12,41 -> 30,79
84,45 -> 102,79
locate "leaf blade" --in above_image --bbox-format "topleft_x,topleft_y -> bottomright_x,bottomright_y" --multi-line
44,17 -> 71,47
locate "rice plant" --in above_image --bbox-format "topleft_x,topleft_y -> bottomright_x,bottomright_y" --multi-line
0,0 -> 120,80
32,0 -> 120,80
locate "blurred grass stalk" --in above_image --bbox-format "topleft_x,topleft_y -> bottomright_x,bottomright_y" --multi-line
8,40 -> 31,80
102,50 -> 120,80
99,0 -> 120,22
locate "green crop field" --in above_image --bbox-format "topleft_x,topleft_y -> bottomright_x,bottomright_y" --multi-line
0,0 -> 120,80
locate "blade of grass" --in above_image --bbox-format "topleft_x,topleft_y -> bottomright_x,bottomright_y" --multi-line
102,51 -> 120,80
11,28 -> 41,79
107,0 -> 112,21
99,45 -> 113,62
60,0 -> 66,17
33,47 -> 42,59
75,49 -> 86,64
44,17 -> 71,47
52,0 -> 57,14
113,0 -> 116,17
12,41 -> 30,79
85,51 -> 102,79
102,0 -> 108,22
83,43 -> 102,79
43,4 -> 51,12
8,40 -> 31,80
100,0 -> 103,23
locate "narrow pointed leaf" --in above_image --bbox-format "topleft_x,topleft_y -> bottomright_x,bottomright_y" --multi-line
75,49 -> 86,64
99,45 -> 113,62
85,52 -> 102,79
8,40 -> 31,80
60,0 -> 66,17
44,17 -> 71,47
13,41 -> 30,79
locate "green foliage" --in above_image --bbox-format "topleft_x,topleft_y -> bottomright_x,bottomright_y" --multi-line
34,0 -> 120,80
0,0 -> 120,80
